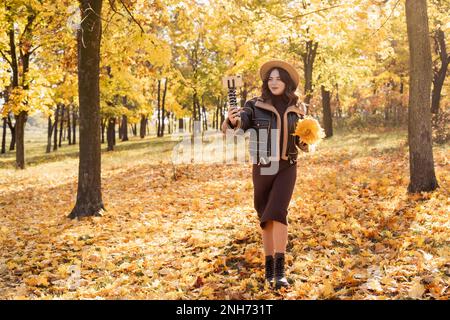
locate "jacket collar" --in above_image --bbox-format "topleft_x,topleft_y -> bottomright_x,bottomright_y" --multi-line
255,97 -> 304,115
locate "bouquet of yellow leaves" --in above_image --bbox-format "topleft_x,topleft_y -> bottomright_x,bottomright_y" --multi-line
293,116 -> 325,152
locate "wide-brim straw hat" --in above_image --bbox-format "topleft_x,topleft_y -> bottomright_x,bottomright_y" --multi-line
259,59 -> 300,89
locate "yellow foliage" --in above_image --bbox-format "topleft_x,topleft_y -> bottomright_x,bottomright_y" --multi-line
293,116 -> 325,145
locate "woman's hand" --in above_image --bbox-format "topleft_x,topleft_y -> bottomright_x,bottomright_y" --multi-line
228,107 -> 241,126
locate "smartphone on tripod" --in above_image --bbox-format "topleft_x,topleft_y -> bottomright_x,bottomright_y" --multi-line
222,75 -> 243,123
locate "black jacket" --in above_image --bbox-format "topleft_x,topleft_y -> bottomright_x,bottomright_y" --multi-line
221,96 -> 308,164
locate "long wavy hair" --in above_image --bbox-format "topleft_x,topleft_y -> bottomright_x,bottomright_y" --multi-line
260,67 -> 299,106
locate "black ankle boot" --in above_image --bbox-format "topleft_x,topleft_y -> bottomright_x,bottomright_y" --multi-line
274,252 -> 289,289
264,255 -> 274,286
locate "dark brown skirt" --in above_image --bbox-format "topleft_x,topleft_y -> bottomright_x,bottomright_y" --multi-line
252,159 -> 297,229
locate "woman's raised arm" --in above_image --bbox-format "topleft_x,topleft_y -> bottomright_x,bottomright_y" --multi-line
221,99 -> 255,134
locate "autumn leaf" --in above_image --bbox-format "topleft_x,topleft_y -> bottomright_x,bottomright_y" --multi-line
408,280 -> 425,299
321,280 -> 335,298
24,275 -> 49,288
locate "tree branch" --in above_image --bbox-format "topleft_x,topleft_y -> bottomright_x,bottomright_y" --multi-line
29,45 -> 41,55
18,8 -> 37,50
6,114 -> 14,130
106,0 -> 153,45
103,10 -> 118,34
370,0 -> 401,37
85,3 -> 121,30
0,49 -> 12,67
117,0 -> 145,34
278,4 -> 344,22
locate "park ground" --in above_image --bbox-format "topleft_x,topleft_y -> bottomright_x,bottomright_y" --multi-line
0,127 -> 449,299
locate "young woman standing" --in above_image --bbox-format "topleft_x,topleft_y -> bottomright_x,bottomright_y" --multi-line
222,60 -> 306,289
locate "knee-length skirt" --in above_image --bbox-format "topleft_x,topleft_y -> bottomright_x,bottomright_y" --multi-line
252,159 -> 297,229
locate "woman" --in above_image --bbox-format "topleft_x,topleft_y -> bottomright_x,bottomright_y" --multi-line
222,59 -> 306,290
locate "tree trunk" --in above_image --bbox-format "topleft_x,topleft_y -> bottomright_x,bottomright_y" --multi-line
63,120 -> 66,141
53,105 -> 59,151
72,109 -> 77,144
101,117 -> 106,143
196,99 -> 201,133
220,95 -> 225,125
398,81 -> 404,125
15,111 -> 27,169
59,104 -> 65,147
167,112 -> 171,135
192,93 -> 197,133
69,0 -> 105,219
302,40 -> 318,114
6,20 -> 18,153
7,18 -> 19,152
178,118 -> 184,133
107,117 -> 115,151
157,79 -> 161,137
405,0 -> 439,193
161,78 -> 168,136
112,117 -> 116,146
46,116 -> 53,153
8,23 -> 19,89
201,95 -> 207,131
202,105 -> 206,131
193,94 -> 202,134
121,115 -> 128,141
67,105 -> 72,145
431,29 -> 449,114
140,115 -> 146,138
321,85 -> 333,138
15,24 -> 32,169
214,99 -> 219,130
132,123 -> 137,136
6,19 -> 29,165
7,115 -> 15,151
1,117 -> 6,154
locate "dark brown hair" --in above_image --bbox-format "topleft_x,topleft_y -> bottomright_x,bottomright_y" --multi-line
260,67 -> 299,106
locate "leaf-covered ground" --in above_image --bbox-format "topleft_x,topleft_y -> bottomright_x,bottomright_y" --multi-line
0,129 -> 449,299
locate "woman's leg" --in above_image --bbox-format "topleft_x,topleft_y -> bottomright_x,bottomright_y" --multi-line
273,221 -> 289,289
259,162 -> 296,247
262,220 -> 275,285
261,220 -> 274,256
273,221 -> 288,253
